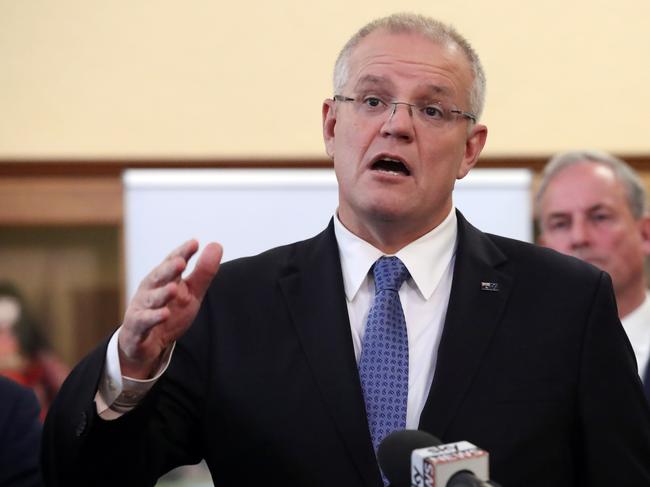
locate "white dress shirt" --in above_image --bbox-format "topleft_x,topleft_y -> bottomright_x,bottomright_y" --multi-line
98,208 -> 458,427
621,291 -> 650,381
334,209 -> 457,428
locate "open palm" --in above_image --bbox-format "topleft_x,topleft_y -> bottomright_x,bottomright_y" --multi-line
118,240 -> 223,379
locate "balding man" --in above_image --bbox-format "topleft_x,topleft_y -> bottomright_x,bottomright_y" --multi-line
536,150 -> 650,395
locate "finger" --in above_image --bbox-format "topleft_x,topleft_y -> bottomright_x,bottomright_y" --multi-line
125,307 -> 171,337
140,282 -> 178,309
165,239 -> 199,263
143,255 -> 186,289
141,239 -> 198,289
186,242 -> 223,299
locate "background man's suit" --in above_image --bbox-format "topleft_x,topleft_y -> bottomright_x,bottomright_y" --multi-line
43,212 -> 650,487
0,376 -> 43,487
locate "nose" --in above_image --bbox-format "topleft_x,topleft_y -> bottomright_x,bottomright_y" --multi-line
569,219 -> 590,249
380,102 -> 415,141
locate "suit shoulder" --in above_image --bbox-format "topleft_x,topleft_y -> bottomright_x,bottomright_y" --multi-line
486,232 -> 603,281
0,376 -> 38,407
0,376 -> 40,427
213,225 -> 334,285
219,237 -> 306,275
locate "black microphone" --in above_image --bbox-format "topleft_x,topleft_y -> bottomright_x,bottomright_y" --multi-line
377,430 -> 502,487
378,430 -> 441,487
447,471 -> 492,487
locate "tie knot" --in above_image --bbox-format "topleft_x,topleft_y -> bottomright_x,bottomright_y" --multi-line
373,256 -> 410,293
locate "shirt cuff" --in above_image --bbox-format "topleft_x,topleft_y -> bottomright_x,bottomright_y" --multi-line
95,326 -> 175,420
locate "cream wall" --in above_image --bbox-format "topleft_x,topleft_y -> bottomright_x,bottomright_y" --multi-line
1,0 -> 649,159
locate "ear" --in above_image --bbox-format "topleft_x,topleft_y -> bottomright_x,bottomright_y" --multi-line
456,123 -> 488,180
638,215 -> 650,256
322,99 -> 337,159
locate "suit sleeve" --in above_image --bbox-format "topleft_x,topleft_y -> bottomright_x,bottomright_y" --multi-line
578,272 -> 650,485
42,302 -> 214,487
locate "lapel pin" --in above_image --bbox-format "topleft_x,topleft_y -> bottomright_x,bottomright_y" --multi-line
481,281 -> 499,292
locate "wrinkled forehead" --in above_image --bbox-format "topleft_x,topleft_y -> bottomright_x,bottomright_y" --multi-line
345,29 -> 474,102
551,162 -> 622,193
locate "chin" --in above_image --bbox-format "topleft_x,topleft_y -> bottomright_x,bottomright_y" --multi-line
363,201 -> 412,223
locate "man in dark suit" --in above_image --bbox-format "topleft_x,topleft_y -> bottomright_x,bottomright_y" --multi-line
0,376 -> 43,487
42,12 -> 650,487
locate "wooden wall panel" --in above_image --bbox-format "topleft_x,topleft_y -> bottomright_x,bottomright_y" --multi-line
0,226 -> 121,364
0,176 -> 122,226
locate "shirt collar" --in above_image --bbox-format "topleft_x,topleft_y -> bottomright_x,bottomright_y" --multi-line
333,209 -> 458,301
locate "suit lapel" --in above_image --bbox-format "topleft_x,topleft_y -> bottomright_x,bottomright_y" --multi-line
419,211 -> 514,437
278,221 -> 382,487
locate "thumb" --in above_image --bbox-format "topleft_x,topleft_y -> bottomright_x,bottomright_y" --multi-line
186,242 -> 223,298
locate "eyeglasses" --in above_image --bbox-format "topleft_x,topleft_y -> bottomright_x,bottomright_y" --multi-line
333,95 -> 476,127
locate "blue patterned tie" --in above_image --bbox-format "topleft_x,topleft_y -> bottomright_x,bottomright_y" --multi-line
359,256 -> 410,459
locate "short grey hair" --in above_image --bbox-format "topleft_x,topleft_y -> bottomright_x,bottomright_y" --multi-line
333,13 -> 486,121
535,150 -> 647,220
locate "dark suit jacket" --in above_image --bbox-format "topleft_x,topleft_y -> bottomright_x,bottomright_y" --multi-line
42,213 -> 650,487
0,376 -> 43,487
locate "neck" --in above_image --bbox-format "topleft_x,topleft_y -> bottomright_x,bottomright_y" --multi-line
337,208 -> 449,254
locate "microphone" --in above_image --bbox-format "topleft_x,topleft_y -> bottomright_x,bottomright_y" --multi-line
378,430 -> 441,487
377,430 -> 501,487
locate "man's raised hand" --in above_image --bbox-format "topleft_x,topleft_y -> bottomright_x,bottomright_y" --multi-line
118,240 -> 223,379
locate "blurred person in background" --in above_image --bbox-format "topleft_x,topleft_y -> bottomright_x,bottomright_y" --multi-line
536,150 -> 650,397
0,375 -> 43,487
0,282 -> 69,420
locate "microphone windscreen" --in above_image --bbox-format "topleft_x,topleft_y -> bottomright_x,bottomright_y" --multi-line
378,430 -> 441,487
448,471 -> 486,487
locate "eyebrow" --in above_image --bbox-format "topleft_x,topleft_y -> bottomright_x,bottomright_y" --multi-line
422,84 -> 453,97
544,212 -> 571,221
353,75 -> 394,91
586,204 -> 612,213
545,204 -> 612,220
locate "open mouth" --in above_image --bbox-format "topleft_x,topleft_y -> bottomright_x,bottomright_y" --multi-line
371,157 -> 411,176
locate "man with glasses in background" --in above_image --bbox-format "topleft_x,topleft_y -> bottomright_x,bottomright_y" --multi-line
43,13 -> 650,487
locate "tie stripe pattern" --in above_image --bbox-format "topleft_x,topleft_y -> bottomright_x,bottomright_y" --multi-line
358,256 -> 410,455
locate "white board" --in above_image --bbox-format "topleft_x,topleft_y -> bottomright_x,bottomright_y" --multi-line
123,168 -> 532,299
